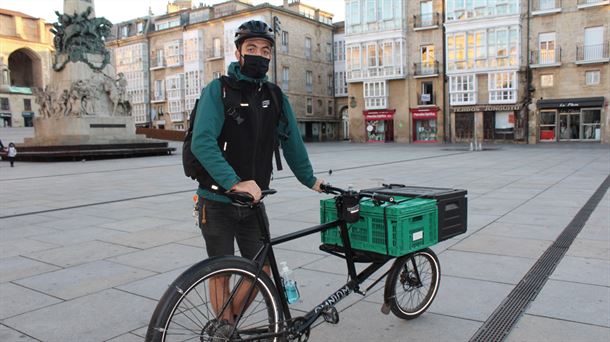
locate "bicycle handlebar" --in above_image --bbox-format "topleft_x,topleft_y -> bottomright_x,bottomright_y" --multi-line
225,189 -> 277,205
320,183 -> 395,203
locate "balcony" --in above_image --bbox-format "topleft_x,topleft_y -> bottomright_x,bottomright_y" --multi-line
149,58 -> 166,70
575,43 -> 610,64
166,55 -> 183,68
413,62 -> 440,78
170,112 -> 184,123
206,48 -> 224,61
417,92 -> 436,106
151,94 -> 166,103
529,48 -> 562,68
532,0 -> 562,15
347,66 -> 406,82
413,13 -> 440,30
577,0 -> 609,9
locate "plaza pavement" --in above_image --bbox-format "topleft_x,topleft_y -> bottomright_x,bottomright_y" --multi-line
0,132 -> 608,341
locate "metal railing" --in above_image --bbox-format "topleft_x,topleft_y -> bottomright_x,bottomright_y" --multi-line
417,92 -> 436,106
413,61 -> 440,76
576,43 -> 610,62
413,13 -> 440,29
529,48 -> 561,65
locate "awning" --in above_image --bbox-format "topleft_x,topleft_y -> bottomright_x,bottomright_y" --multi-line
0,112 -> 12,118
364,109 -> 395,120
9,86 -> 33,95
22,111 -> 34,117
537,97 -> 605,109
410,107 -> 438,119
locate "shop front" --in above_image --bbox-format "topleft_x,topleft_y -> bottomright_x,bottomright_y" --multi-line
537,97 -> 604,142
452,104 -> 525,142
364,109 -> 395,143
411,107 -> 438,143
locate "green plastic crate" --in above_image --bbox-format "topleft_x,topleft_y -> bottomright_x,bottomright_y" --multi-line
320,197 -> 438,256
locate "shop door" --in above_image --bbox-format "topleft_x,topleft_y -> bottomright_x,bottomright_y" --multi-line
305,122 -> 313,142
559,113 -> 581,141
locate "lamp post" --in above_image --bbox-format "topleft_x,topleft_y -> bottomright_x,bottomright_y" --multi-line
273,15 -> 281,85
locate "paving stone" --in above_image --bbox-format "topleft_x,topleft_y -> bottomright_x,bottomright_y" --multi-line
3,289 -> 156,342
99,216 -> 184,233
550,256 -> 610,287
0,224 -> 61,241
0,238 -> 59,259
107,243 -> 205,273
98,227 -> 199,249
310,301 -> 481,342
480,222 -> 561,241
526,280 -> 610,327
0,256 -> 60,283
14,260 -> 155,300
566,238 -> 610,260
0,324 -> 37,342
24,240 -> 139,267
116,268 -> 186,301
0,283 -> 62,319
28,227 -> 125,246
439,250 -> 536,285
32,216 -> 118,231
451,233 -> 552,259
106,332 -> 145,342
427,275 -> 513,322
506,314 -> 610,342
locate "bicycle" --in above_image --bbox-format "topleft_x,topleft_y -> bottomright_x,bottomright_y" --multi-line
146,184 -> 443,342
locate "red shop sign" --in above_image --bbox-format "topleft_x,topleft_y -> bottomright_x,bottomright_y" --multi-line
364,109 -> 395,120
410,107 -> 437,119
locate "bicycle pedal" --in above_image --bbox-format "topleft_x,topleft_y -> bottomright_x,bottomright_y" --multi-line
380,302 -> 390,315
322,306 -> 339,324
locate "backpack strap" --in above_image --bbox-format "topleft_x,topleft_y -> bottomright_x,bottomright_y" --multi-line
219,76 -> 244,125
265,82 -> 288,171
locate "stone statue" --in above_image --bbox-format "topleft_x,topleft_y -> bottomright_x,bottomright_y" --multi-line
50,6 -> 112,71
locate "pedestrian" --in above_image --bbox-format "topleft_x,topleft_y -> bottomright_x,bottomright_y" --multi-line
190,20 -> 322,323
7,142 -> 17,167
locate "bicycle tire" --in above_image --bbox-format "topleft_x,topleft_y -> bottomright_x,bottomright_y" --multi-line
146,256 -> 284,342
384,248 -> 440,320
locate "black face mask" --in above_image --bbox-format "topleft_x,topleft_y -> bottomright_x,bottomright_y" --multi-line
240,54 -> 270,79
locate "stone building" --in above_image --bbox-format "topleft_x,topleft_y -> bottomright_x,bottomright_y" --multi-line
0,8 -> 54,127
333,21 -> 349,140
528,0 -> 609,144
107,0 -> 337,141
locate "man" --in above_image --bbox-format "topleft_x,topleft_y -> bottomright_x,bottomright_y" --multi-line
190,20 -> 322,323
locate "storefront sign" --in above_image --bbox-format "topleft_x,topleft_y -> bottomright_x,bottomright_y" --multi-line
421,93 -> 431,102
452,104 -> 522,112
364,109 -> 395,120
410,108 -> 437,119
537,97 -> 605,109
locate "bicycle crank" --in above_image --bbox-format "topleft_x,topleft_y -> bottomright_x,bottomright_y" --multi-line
322,306 -> 339,324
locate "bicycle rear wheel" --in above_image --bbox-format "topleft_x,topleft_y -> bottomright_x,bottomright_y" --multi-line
384,248 -> 440,320
146,256 -> 283,342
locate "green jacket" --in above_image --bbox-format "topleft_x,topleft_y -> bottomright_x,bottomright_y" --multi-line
191,62 -> 317,203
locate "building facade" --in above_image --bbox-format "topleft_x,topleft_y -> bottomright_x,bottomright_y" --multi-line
107,0 -> 337,141
333,22 -> 349,140
0,9 -> 54,127
528,0 -> 609,144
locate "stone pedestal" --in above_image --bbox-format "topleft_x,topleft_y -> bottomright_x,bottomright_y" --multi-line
25,116 -> 148,146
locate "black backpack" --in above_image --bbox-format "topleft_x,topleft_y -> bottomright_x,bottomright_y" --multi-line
182,76 -> 287,191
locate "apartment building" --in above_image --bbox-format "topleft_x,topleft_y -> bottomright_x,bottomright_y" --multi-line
0,8 -> 54,127
107,0 -> 337,140
529,0 -> 609,143
445,0 -> 528,143
408,0 -> 445,143
344,0 -> 408,143
333,22 -> 349,140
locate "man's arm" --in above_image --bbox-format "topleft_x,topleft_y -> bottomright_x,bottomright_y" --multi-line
190,79 -> 241,190
279,94 -> 321,190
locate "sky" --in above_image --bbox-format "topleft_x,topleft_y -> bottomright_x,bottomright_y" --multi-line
1,0 -> 345,24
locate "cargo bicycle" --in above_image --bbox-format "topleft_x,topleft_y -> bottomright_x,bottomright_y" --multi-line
146,183 -> 465,342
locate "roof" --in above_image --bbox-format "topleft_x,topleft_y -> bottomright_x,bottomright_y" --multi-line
0,8 -> 40,20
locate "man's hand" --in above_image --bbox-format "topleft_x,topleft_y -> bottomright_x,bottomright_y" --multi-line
230,180 -> 261,202
312,178 -> 324,193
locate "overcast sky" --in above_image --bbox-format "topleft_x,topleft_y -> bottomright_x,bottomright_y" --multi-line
2,0 -> 345,24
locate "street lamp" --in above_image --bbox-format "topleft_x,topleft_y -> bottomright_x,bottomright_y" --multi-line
273,16 -> 281,85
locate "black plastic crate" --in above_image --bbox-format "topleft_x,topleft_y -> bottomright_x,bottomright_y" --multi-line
362,184 -> 467,241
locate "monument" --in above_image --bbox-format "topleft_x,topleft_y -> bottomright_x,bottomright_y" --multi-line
20,0 -> 174,159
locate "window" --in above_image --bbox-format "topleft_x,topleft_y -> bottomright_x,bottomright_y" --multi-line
347,45 -> 361,70
154,49 -> 164,67
326,43 -> 333,62
305,37 -> 312,59
121,25 -> 129,38
306,98 -> 313,115
541,74 -> 554,87
585,70 -> 600,85
420,82 -> 434,105
489,72 -> 517,103
23,98 -> 32,111
282,67 -> 290,91
334,40 -> 345,61
539,0 -> 556,10
367,44 -> 378,67
212,71 -> 221,79
281,31 -> 289,53
137,22 -> 144,35
449,75 -> 476,105
327,74 -> 333,96
153,80 -> 165,101
335,71 -> 347,96
328,100 -> 333,116
364,80 -> 387,109
164,40 -> 183,66
540,110 -> 556,141
1,97 -> 9,110
447,0 -> 519,20
213,38 -> 221,58
382,0 -> 394,20
348,0 -> 361,25
582,109 -> 601,141
306,70 -> 313,93
584,26 -> 604,60
365,0 -> 376,22
420,1 -> 433,26
421,45 -> 435,69
539,32 -> 556,64
166,74 -> 184,100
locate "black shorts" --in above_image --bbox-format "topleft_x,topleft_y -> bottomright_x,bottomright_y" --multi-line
198,198 -> 269,261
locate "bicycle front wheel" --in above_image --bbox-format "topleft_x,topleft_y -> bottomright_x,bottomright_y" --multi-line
384,248 -> 440,320
146,256 -> 283,342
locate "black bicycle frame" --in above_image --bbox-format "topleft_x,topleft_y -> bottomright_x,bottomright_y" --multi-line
248,202 -> 394,338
